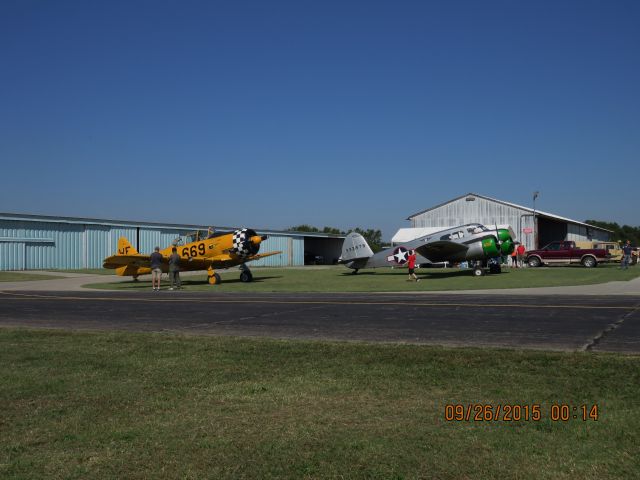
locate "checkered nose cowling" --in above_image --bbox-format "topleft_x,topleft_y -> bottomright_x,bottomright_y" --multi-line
231,228 -> 260,258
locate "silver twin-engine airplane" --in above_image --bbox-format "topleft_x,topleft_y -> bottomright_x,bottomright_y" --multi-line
339,224 -> 516,276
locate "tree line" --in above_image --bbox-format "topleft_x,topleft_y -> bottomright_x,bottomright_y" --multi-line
585,220 -> 640,246
287,225 -> 384,252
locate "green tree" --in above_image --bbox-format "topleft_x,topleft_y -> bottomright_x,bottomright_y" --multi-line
287,225 -> 385,252
351,227 -> 384,252
287,225 -> 320,233
585,220 -> 640,246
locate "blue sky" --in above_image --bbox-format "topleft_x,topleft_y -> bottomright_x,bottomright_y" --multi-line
1,1 -> 638,239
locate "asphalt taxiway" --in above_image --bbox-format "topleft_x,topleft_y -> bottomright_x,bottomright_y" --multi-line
1,290 -> 639,353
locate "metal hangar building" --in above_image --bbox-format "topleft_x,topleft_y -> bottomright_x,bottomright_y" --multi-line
406,193 -> 612,251
0,212 -> 344,271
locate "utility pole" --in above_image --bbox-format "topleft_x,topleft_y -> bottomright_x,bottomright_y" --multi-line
533,191 -> 539,249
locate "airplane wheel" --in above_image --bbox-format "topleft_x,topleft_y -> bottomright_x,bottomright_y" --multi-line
473,267 -> 484,277
489,263 -> 501,274
208,273 -> 221,285
240,271 -> 253,283
351,269 -> 359,275
133,276 -> 139,282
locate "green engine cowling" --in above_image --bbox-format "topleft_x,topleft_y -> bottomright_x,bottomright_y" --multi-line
500,239 -> 514,255
481,237 -> 500,257
497,228 -> 515,255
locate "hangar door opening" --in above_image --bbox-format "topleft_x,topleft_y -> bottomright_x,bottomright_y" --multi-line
303,236 -> 344,265
538,217 -> 568,248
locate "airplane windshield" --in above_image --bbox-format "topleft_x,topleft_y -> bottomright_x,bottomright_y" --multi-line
184,230 -> 208,243
442,230 -> 465,240
467,225 -> 489,234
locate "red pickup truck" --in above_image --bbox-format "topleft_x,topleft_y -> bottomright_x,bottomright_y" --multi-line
525,241 -> 610,268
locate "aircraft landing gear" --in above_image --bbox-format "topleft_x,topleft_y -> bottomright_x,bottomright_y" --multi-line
472,259 -> 501,276
207,267 -> 221,285
132,275 -> 139,282
489,262 -> 502,274
472,261 -> 485,277
351,269 -> 359,275
239,264 -> 253,283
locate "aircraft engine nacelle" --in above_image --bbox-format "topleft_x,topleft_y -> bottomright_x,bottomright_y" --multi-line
231,228 -> 267,258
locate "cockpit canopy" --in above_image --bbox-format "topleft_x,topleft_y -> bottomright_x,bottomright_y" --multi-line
466,224 -> 490,234
174,228 -> 223,245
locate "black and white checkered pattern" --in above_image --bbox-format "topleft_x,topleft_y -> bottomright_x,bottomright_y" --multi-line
232,229 -> 251,258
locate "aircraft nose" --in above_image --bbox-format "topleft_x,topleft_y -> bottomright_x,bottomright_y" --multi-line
250,235 -> 265,245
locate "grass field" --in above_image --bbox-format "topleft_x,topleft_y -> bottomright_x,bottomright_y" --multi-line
0,272 -> 62,282
47,268 -> 115,275
1,329 -> 638,479
85,264 -> 640,292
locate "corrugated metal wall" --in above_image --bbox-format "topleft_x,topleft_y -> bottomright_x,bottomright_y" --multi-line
410,197 -> 537,250
86,226 -> 110,268
1,220 -> 82,270
250,235 -> 304,267
0,217 -> 309,271
567,224 -> 609,242
0,242 -> 24,270
409,196 -> 610,251
138,227 -> 185,253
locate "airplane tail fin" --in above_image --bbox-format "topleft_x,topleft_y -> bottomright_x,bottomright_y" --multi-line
338,231 -> 374,269
117,237 -> 139,256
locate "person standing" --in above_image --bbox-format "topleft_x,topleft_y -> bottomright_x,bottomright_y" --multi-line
150,246 -> 164,291
168,246 -> 182,290
407,250 -> 419,282
621,240 -> 633,270
516,243 -> 526,268
511,248 -> 518,268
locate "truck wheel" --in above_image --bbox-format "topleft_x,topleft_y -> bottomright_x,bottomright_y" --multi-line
582,256 -> 597,268
528,256 -> 541,268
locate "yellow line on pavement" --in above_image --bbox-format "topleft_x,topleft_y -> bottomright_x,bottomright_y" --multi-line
0,291 -> 636,310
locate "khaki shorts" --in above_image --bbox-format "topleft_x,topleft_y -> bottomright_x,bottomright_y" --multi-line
152,268 -> 162,275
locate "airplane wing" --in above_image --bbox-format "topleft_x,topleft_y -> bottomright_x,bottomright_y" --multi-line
105,251 -> 284,272
103,254 -> 153,268
178,257 -> 215,271
184,251 -> 281,270
245,251 -> 282,262
414,241 -> 469,263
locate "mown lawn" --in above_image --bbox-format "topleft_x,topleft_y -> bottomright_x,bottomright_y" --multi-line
85,264 -> 640,292
1,329 -> 638,479
46,268 -> 115,275
0,272 -> 61,282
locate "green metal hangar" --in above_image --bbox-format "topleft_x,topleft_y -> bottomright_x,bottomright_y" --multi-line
406,193 -> 612,251
0,212 -> 344,271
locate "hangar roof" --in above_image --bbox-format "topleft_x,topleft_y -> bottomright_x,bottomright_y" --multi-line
0,212 -> 344,239
406,193 -> 613,233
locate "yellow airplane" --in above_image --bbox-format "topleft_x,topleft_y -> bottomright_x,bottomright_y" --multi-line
103,228 -> 281,284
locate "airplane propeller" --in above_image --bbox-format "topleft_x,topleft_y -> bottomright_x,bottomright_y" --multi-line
234,229 -> 266,256
494,221 -> 514,256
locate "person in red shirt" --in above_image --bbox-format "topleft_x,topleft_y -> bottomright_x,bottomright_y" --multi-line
516,244 -> 526,268
407,250 -> 419,282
